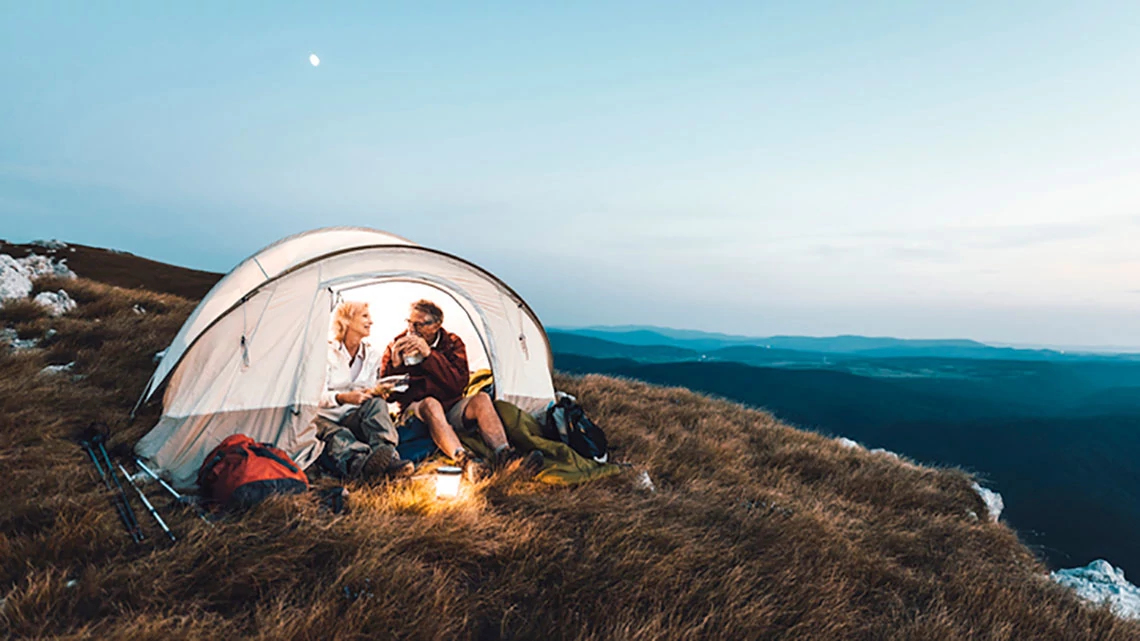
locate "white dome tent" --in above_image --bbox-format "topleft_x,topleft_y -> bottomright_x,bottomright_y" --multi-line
134,227 -> 555,489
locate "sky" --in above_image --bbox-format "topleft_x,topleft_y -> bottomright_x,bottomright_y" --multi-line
3,2 -> 1140,348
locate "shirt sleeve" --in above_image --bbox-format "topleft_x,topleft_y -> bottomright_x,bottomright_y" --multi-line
380,340 -> 395,377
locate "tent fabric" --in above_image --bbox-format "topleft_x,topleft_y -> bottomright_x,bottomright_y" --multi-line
135,228 -> 555,489
142,227 -> 415,405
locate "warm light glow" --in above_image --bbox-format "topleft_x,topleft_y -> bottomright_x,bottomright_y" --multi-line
309,53 -> 320,67
435,466 -> 462,499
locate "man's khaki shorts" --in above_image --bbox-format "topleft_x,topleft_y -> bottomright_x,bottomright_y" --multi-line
403,395 -> 475,433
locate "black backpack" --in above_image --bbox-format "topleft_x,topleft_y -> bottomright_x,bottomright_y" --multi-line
543,396 -> 609,463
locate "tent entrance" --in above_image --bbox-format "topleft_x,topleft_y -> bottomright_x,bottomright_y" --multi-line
330,275 -> 496,387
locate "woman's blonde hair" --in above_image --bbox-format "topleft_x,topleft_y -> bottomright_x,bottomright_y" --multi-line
332,301 -> 369,343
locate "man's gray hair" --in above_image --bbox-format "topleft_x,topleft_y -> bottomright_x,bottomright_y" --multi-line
411,299 -> 443,323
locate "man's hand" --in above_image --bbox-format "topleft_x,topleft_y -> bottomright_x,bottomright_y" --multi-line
336,390 -> 373,405
406,335 -> 431,357
393,336 -> 415,358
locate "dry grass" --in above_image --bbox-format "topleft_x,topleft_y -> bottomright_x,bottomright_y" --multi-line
2,277 -> 1138,640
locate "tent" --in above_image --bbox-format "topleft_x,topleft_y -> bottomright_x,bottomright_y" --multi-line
134,227 -> 555,489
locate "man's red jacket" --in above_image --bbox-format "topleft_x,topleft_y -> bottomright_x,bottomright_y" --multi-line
381,329 -> 469,411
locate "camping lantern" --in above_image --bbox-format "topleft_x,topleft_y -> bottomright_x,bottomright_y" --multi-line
435,466 -> 462,499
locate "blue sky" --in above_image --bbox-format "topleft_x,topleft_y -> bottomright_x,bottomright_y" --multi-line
3,2 -> 1139,347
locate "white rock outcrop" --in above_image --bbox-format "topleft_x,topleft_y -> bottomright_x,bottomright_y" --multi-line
835,436 -> 904,461
869,447 -> 901,460
970,482 -> 1004,522
30,239 -> 68,249
1,253 -> 77,303
0,254 -> 33,302
1052,559 -> 1140,620
33,290 -> 77,317
19,253 -> 76,280
1,252 -> 79,317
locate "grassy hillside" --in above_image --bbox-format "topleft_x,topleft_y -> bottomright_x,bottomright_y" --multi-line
0,240 -> 221,299
2,272 -> 1139,638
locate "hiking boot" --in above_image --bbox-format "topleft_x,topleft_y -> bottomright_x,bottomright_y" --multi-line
454,449 -> 489,483
494,447 -> 545,476
362,444 -> 414,480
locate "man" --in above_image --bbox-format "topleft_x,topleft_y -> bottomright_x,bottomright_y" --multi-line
381,299 -> 541,473
316,301 -> 414,480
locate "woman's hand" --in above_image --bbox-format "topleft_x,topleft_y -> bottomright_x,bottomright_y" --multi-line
336,390 -> 373,405
370,382 -> 395,400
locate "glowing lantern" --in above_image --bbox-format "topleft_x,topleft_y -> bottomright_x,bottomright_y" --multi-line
435,466 -> 462,499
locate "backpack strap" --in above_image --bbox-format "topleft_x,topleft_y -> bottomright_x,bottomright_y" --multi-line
197,442 -> 251,488
251,444 -> 302,475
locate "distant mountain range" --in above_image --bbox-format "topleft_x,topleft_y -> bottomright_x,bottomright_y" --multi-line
551,326 -> 1140,362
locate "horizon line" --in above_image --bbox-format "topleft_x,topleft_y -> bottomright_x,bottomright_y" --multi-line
552,325 -> 1140,355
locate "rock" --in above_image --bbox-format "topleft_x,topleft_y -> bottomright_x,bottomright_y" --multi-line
971,482 -> 1004,522
33,290 -> 77,317
19,254 -> 75,280
40,362 -> 75,376
0,253 -> 77,306
0,254 -> 33,302
869,447 -> 901,460
634,469 -> 656,492
30,239 -> 68,249
0,327 -> 38,351
837,436 -> 911,465
1052,559 -> 1140,620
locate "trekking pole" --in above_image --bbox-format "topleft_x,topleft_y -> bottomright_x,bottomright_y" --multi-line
93,434 -> 145,542
118,463 -> 176,542
136,458 -> 212,525
79,439 -> 142,543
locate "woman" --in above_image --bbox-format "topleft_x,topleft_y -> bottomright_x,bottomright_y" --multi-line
315,301 -> 414,479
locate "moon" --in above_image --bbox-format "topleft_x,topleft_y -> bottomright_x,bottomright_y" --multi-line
309,53 -> 320,67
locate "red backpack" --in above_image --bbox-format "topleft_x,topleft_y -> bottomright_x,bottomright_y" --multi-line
198,434 -> 309,508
